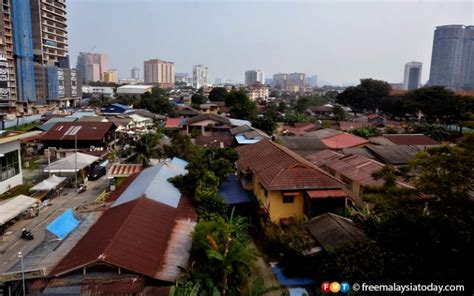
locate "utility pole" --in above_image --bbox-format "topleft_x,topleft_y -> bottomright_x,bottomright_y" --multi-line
75,133 -> 78,192
18,252 -> 25,296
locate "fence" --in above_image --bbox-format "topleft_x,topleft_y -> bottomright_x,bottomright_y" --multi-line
1,114 -> 42,129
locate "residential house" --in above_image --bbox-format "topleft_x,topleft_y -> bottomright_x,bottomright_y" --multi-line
280,123 -> 319,136
306,106 -> 334,120
303,128 -> 343,139
46,158 -> 197,293
0,131 -> 39,194
372,134 -> 439,147
128,114 -> 153,131
236,140 -> 348,223
307,150 -> 412,199
40,122 -> 117,150
277,136 -> 327,156
320,133 -> 369,150
230,125 -> 270,145
177,106 -> 202,118
181,114 -> 250,137
199,103 -> 219,114
367,114 -> 385,127
100,103 -> 132,115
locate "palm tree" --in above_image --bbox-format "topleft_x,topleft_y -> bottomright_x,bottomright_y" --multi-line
134,133 -> 161,167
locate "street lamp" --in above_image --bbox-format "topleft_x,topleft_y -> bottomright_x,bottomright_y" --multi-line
17,252 -> 25,296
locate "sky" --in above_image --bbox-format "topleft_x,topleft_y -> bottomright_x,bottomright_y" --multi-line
67,0 -> 474,85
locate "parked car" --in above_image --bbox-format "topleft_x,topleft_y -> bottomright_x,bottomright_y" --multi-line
89,166 -> 106,180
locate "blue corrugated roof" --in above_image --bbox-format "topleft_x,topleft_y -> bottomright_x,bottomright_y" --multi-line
37,116 -> 78,131
219,175 -> 252,205
170,157 -> 188,169
112,159 -> 188,208
111,103 -> 131,110
46,209 -> 80,239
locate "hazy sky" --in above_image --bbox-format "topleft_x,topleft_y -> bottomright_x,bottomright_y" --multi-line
67,0 -> 473,85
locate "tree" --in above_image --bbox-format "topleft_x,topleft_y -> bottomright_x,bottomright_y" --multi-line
163,132 -> 195,160
224,89 -> 247,107
192,93 -> 207,105
278,101 -> 286,113
332,105 -> 346,122
336,86 -> 366,116
209,87 -> 228,102
252,116 -> 276,135
138,87 -> 176,115
134,133 -> 161,167
359,78 -> 391,112
194,171 -> 228,218
229,98 -> 258,121
191,211 -> 258,294
294,97 -> 310,113
349,126 -> 381,138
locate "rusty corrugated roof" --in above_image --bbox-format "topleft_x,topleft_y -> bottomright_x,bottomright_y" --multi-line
236,140 -> 343,191
51,196 -> 197,282
41,122 -> 116,141
108,164 -> 143,178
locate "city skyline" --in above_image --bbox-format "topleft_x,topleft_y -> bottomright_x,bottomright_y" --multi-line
67,0 -> 473,85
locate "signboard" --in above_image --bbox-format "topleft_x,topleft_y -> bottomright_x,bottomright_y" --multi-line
58,68 -> 65,98
71,69 -> 77,97
0,54 -> 10,100
0,268 -> 46,282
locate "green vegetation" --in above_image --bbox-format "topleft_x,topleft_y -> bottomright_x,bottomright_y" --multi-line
349,126 -> 381,138
6,122 -> 40,132
134,132 -> 162,167
0,184 -> 33,201
209,87 -> 228,102
316,135 -> 474,284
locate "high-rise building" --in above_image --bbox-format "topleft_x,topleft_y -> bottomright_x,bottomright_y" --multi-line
144,59 -> 175,88
403,62 -> 422,90
272,73 -> 288,90
245,70 -> 264,85
76,52 -> 108,83
429,25 -> 474,90
103,69 -> 118,83
193,65 -> 208,89
288,73 -> 305,92
0,0 -> 17,110
306,75 -> 318,87
131,67 -> 141,81
29,0 -> 69,67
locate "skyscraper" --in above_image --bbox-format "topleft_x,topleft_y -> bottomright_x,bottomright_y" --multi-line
76,52 -> 108,83
29,0 -> 69,67
429,25 -> 474,91
305,75 -> 318,87
245,70 -> 264,85
288,73 -> 305,92
403,62 -> 422,90
193,65 -> 208,89
131,67 -> 141,81
0,0 -> 17,107
272,73 -> 288,90
103,69 -> 118,83
144,59 -> 175,88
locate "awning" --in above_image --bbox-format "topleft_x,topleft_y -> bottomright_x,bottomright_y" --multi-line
0,195 -> 39,225
282,191 -> 299,197
306,189 -> 346,199
44,152 -> 99,173
30,175 -> 66,191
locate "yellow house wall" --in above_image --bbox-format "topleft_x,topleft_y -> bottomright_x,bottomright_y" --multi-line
252,175 -> 304,223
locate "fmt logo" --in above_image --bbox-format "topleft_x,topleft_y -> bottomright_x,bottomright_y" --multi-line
321,281 -> 350,293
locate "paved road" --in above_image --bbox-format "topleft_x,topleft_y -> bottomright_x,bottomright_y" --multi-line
0,176 -> 108,274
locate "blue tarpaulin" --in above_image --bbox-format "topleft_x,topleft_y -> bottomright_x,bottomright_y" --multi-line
272,267 -> 316,286
47,209 -> 80,239
219,175 -> 252,205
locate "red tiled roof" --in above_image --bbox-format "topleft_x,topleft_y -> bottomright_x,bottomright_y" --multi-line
51,196 -> 197,281
321,133 -> 369,149
282,123 -> 318,135
164,118 -> 182,129
195,135 -> 233,147
382,134 -> 439,145
108,164 -> 143,178
41,122 -> 116,141
367,113 -> 384,120
236,140 -> 343,191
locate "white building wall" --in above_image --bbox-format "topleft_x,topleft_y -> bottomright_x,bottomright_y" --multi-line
0,140 -> 23,195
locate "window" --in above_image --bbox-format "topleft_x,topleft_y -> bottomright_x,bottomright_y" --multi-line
283,196 -> 294,203
341,175 -> 352,189
0,150 -> 20,182
326,167 -> 336,176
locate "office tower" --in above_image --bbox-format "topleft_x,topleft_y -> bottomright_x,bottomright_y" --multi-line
76,52 -> 108,83
144,59 -> 175,88
29,0 -> 69,67
429,25 -> 474,90
245,70 -> 264,85
272,73 -> 288,90
193,65 -> 208,89
306,75 -> 318,87
0,1 -> 16,113
11,0 -> 36,102
264,78 -> 273,85
131,67 -> 141,81
403,62 -> 422,90
288,73 -> 305,91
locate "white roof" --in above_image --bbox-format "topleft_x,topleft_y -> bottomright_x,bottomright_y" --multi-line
0,195 -> 39,225
30,175 -> 67,191
112,158 -> 188,208
44,153 -> 99,173
128,114 -> 151,123
228,118 -> 251,127
116,85 -> 153,94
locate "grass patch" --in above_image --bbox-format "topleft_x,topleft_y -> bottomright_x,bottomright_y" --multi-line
0,184 -> 33,201
6,122 -> 41,132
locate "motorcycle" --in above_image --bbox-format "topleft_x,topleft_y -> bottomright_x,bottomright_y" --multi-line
20,228 -> 34,240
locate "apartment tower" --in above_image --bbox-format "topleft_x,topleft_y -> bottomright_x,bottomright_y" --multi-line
144,59 -> 175,88
403,62 -> 422,90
